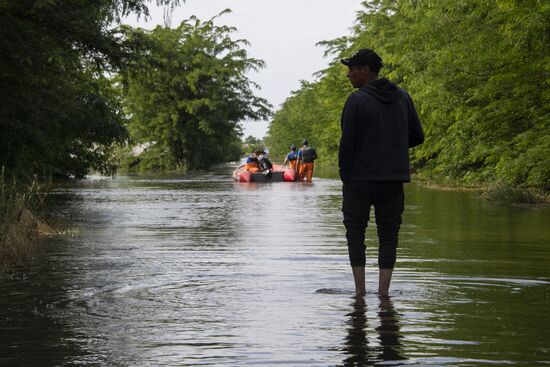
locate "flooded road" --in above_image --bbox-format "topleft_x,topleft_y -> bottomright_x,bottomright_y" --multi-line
1,164 -> 549,366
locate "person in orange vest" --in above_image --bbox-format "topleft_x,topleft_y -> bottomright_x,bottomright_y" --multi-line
296,139 -> 318,183
283,144 -> 298,170
242,150 -> 261,172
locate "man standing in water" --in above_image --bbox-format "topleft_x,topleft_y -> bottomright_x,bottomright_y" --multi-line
297,139 -> 318,183
339,49 -> 424,296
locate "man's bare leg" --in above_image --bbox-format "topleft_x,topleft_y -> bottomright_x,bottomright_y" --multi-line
378,268 -> 393,296
352,266 -> 366,295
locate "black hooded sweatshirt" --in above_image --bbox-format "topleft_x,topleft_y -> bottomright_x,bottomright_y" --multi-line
339,78 -> 424,182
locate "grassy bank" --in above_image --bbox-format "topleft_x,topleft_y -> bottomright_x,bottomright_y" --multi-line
414,173 -> 549,205
480,183 -> 548,205
313,166 -> 549,205
0,171 -> 48,272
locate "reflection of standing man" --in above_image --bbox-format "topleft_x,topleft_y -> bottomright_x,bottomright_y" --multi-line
297,139 -> 317,183
339,48 -> 424,296
342,296 -> 404,366
342,296 -> 369,366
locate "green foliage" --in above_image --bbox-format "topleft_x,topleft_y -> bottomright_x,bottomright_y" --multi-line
266,0 -> 550,188
265,69 -> 350,164
242,135 -> 264,156
122,13 -> 271,170
0,0 -> 187,178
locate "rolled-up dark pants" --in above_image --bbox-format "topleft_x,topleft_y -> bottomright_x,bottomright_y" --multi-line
342,181 -> 404,269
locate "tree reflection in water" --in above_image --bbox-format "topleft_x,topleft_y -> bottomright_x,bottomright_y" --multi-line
342,296 -> 405,366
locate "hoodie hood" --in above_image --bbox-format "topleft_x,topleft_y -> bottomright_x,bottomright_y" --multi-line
359,78 -> 400,104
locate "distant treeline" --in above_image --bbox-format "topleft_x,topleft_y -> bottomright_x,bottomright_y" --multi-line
1,1 -> 270,179
266,1 -> 549,188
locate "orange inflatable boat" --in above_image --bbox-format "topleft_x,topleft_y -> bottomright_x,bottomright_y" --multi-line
233,164 -> 297,183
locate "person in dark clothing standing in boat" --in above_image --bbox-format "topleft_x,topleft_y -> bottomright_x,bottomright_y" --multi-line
339,48 -> 424,296
258,149 -> 273,177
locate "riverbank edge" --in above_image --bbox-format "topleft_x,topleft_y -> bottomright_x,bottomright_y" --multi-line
313,162 -> 550,206
0,207 -> 42,273
0,175 -> 63,273
0,204 -> 68,273
412,174 -> 550,206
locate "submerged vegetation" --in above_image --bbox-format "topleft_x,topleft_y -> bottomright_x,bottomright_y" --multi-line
481,183 -> 547,205
0,170 -> 43,271
0,169 -> 82,272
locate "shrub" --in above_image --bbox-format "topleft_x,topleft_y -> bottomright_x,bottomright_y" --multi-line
481,183 -> 544,204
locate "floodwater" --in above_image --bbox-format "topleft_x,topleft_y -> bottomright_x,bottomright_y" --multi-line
1,164 -> 549,366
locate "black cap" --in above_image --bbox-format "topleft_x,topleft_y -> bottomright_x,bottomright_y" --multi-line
302,139 -> 308,145
340,48 -> 383,73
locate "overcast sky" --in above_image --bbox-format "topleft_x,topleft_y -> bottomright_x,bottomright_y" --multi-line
124,0 -> 364,138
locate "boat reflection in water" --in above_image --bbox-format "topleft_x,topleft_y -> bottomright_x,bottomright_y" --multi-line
342,296 -> 405,366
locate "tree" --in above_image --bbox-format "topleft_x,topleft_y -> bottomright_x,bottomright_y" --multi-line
0,0 -> 182,178
123,12 -> 272,170
242,135 -> 264,155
